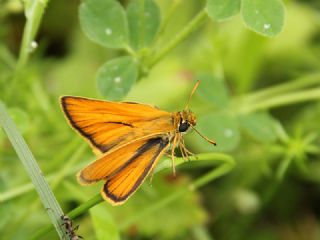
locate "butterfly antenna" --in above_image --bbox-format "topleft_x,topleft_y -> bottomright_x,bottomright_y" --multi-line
185,80 -> 201,110
190,125 -> 217,146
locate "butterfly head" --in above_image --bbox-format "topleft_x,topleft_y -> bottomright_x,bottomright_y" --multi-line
177,80 -> 216,145
178,110 -> 196,133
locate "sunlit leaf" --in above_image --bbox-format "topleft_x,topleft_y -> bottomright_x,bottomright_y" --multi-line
241,0 -> 285,37
127,0 -> 161,49
206,0 -> 241,21
79,0 -> 128,48
97,56 -> 138,100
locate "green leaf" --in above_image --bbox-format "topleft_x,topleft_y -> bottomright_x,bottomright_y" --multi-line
127,0 -> 161,50
90,205 -> 120,240
79,0 -> 128,48
239,112 -> 278,143
196,73 -> 230,108
241,0 -> 285,37
206,0 -> 241,21
97,56 -> 138,100
196,111 -> 240,152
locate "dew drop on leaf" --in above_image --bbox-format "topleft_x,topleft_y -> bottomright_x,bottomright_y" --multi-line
263,23 -> 271,30
114,77 -> 122,83
105,28 -> 113,35
31,41 -> 38,49
28,41 -> 38,53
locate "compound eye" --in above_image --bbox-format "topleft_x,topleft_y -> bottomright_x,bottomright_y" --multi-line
179,121 -> 189,132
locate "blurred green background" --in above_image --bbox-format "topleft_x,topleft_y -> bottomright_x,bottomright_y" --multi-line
1,0 -> 320,239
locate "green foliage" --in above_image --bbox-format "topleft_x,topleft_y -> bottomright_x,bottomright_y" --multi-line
197,111 -> 240,152
241,0 -> 285,37
206,0 -> 241,21
196,73 -> 230,108
127,0 -> 161,50
96,56 -> 138,100
239,112 -> 278,143
109,174 -> 208,239
206,0 -> 285,37
79,0 -> 128,48
7,108 -> 30,134
1,0 -> 320,239
90,205 -> 120,240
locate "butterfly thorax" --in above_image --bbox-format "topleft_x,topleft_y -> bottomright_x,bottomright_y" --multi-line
173,110 -> 197,133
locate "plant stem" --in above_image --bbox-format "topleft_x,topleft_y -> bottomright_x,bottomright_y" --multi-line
148,8 -> 208,68
0,101 -> 67,239
17,0 -> 49,69
68,194 -> 103,218
7,0 -> 49,100
155,0 -> 182,38
241,88 -> 320,113
242,72 -> 320,103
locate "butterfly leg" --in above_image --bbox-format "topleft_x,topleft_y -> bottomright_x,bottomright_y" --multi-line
181,137 -> 197,161
177,135 -> 189,161
171,135 -> 178,176
179,142 -> 187,161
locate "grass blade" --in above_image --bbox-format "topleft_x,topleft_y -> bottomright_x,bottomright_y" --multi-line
0,101 -> 67,239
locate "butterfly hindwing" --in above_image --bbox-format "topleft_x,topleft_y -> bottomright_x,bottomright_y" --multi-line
78,136 -> 169,184
100,137 -> 170,205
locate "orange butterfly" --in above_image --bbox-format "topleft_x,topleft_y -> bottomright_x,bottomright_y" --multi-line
61,81 -> 216,205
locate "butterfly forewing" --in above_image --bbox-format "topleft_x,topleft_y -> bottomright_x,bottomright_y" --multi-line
61,96 -> 174,154
101,137 -> 170,205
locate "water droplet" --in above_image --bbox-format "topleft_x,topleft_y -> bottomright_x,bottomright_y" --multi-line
105,28 -> 112,35
263,23 -> 271,30
27,41 -> 38,53
224,129 -> 233,138
30,41 -> 38,49
255,10 -> 259,14
114,77 -> 121,83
